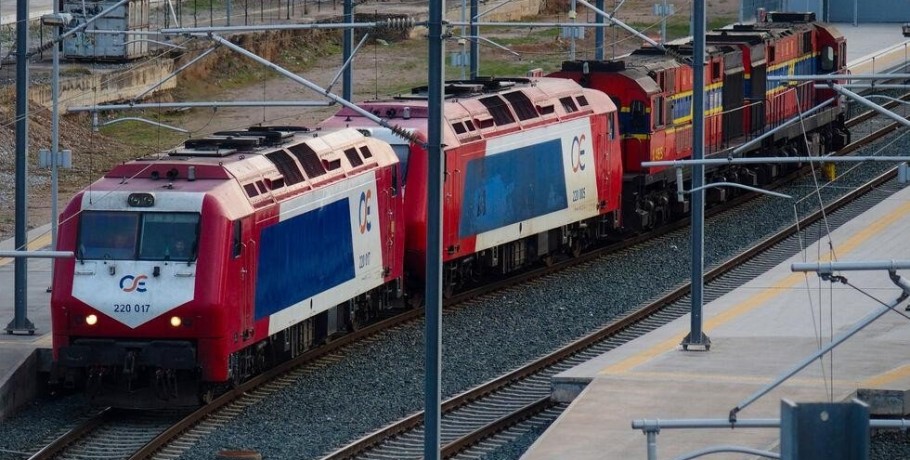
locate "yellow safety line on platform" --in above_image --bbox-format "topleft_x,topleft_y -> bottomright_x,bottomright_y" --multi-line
860,364 -> 910,388
601,198 -> 910,376
0,233 -> 53,268
620,370 -> 857,388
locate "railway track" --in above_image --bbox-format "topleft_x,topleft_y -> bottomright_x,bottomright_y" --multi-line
22,85 -> 910,460
317,153 -> 909,459
26,408 -> 188,460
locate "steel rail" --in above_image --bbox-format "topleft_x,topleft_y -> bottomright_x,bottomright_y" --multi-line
27,408 -> 113,460
128,309 -> 423,460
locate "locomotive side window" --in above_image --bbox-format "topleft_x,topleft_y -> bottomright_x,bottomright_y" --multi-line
630,100 -> 648,133
653,96 -> 665,128
560,97 -> 578,113
391,144 -> 410,182
139,213 -> 200,262
820,45 -> 835,72
78,211 -> 140,260
265,150 -> 306,186
344,148 -> 364,167
288,142 -> 327,178
502,91 -> 538,121
478,95 -> 516,125
391,165 -> 399,196
536,104 -> 555,115
244,183 -> 259,198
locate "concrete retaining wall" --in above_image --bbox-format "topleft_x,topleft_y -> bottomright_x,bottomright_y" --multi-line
29,59 -> 177,111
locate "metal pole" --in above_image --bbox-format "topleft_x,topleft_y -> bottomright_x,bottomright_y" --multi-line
646,430 -> 658,460
569,0 -> 576,61
470,0 -> 478,78
643,155 -> 910,168
207,35 -> 380,123
227,0 -> 232,25
0,251 -> 74,259
134,47 -> 218,100
792,260 -> 910,273
853,0 -> 857,27
730,97 -> 834,156
7,0 -> 35,335
161,21 -> 391,33
572,0 -> 664,50
827,83 -> 910,129
595,0 -> 604,60
327,33 -> 370,92
681,0 -> 708,350
425,0 -> 445,456
50,0 -> 61,293
660,0 -> 667,44
770,73 -> 910,80
342,0 -> 353,101
461,0 -> 466,80
70,101 -> 333,112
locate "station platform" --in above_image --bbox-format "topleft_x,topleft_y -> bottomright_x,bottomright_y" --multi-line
838,23 -> 910,74
520,24 -> 910,460
521,182 -> 910,458
0,225 -> 55,421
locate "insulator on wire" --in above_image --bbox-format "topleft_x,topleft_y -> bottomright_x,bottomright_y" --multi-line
382,17 -> 415,29
388,124 -> 421,144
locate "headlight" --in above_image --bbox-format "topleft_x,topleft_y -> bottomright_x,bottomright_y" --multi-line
85,314 -> 98,326
170,316 -> 182,327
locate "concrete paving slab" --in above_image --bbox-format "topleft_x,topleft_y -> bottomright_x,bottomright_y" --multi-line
522,184 -> 910,459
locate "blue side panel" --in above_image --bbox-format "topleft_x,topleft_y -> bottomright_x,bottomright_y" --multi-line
459,139 -> 567,238
255,199 -> 355,319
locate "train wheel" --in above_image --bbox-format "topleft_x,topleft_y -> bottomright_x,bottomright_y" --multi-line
542,254 -> 555,267
570,240 -> 583,258
200,388 -> 215,405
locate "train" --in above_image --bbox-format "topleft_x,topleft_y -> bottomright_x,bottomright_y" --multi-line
50,11 -> 849,407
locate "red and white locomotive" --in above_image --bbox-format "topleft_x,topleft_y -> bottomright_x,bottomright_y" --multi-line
51,128 -> 405,405
321,76 -> 623,292
50,12 -> 850,406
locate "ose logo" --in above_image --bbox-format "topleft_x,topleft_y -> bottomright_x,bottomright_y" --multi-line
570,134 -> 587,173
359,190 -> 372,234
120,275 -> 148,293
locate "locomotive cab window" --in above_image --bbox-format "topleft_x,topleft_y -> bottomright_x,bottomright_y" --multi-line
78,211 -> 200,262
139,213 -> 201,262
77,211 -> 140,260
